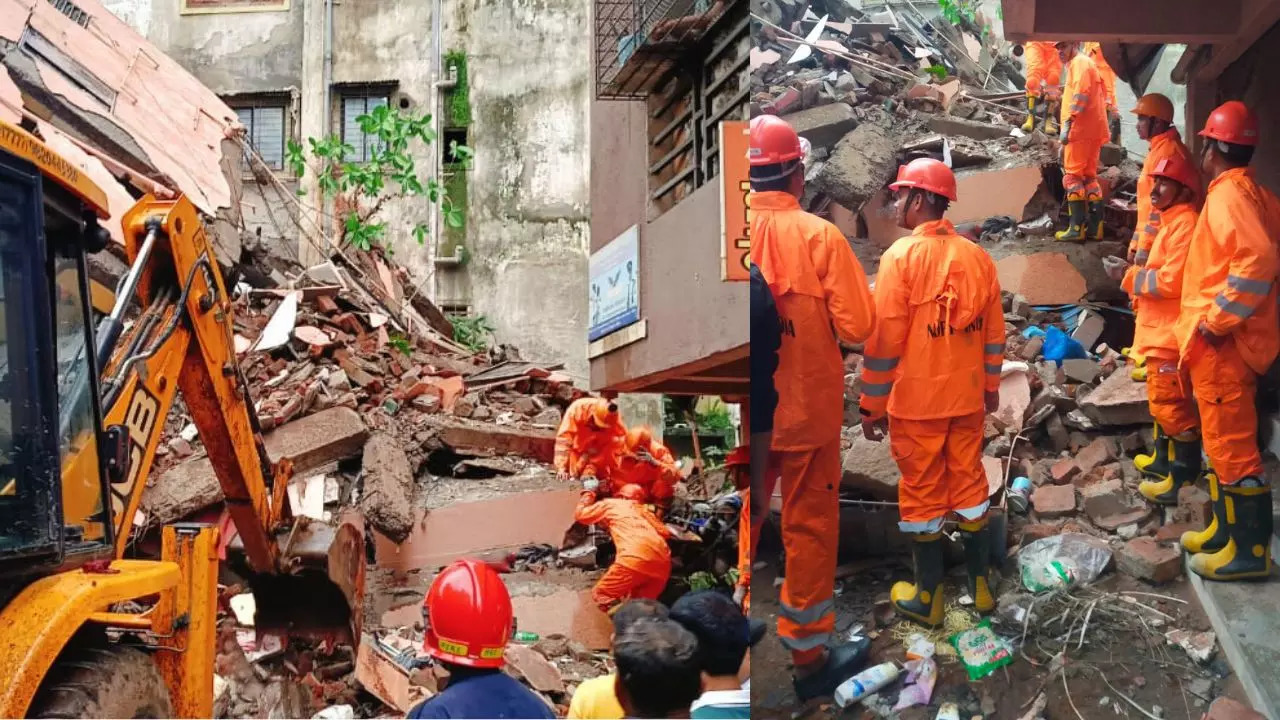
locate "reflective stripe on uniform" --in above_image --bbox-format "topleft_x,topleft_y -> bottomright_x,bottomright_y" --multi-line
779,597 -> 834,626
1216,294 -> 1256,319
955,500 -> 991,521
984,343 -> 1005,355
984,363 -> 1002,375
1144,269 -> 1161,297
898,516 -> 945,534
1135,250 -> 1149,264
778,631 -> 831,652
863,356 -> 900,372
863,381 -> 892,397
1228,274 -> 1271,295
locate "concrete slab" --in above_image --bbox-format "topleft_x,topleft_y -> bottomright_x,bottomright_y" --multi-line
995,252 -> 1088,305
1186,534 -> 1280,719
373,489 -> 580,570
949,165 -> 1044,224
509,586 -> 612,650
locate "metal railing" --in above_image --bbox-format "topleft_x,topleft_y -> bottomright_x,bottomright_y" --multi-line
595,0 -> 736,99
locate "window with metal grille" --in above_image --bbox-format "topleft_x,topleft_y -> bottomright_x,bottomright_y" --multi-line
234,104 -> 286,171
47,0 -> 91,27
341,93 -> 390,164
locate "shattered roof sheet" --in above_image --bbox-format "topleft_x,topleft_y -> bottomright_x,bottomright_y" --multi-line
0,0 -> 241,219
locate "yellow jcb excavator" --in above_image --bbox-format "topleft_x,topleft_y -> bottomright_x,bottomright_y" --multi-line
0,118 -> 366,717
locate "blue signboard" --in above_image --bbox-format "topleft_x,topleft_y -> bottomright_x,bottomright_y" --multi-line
588,224 -> 640,342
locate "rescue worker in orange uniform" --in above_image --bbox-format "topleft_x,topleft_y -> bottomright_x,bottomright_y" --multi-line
858,158 -> 1005,627
616,426 -> 681,517
555,398 -> 627,490
1021,41 -> 1063,134
1122,93 -> 1200,484
1055,41 -> 1110,242
748,114 -> 877,700
575,482 -> 674,613
1082,43 -> 1121,143
723,445 -> 751,611
1105,152 -> 1202,505
1175,101 -> 1280,582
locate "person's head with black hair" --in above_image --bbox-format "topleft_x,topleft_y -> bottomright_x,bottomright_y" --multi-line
669,590 -> 750,685
612,598 -> 668,640
888,158 -> 957,230
613,616 -> 702,719
1202,138 -> 1256,179
1198,100 -> 1259,180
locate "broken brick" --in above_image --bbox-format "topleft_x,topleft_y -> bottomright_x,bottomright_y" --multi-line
504,644 -> 565,694
1074,437 -> 1116,474
1078,369 -> 1153,427
1031,484 -> 1075,518
1155,523 -> 1197,543
1204,697 -> 1266,720
1117,537 -> 1181,583
1176,484 -> 1212,526
1050,458 -> 1080,484
1019,523 -> 1062,544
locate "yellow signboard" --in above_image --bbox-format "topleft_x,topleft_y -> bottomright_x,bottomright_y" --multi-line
720,121 -> 749,282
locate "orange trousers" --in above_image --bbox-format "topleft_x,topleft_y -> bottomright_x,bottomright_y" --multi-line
775,439 -> 841,665
1063,141 -> 1103,200
890,411 -> 990,533
592,561 -> 669,613
1146,357 -> 1198,436
1185,341 -> 1264,485
738,489 -> 750,612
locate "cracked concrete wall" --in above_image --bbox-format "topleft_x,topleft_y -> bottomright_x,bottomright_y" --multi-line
102,0 -> 591,380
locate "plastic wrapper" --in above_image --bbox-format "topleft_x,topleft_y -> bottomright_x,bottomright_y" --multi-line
1042,325 -> 1088,364
949,619 -> 1014,681
892,657 -> 938,711
1017,533 -> 1113,593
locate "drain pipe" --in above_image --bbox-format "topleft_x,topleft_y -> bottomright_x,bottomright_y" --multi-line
432,0 -> 460,268
321,0 -> 334,242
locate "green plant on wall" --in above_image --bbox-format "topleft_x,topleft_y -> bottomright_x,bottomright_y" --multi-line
285,105 -> 473,252
937,0 -> 977,24
451,314 -> 494,353
443,50 -> 472,127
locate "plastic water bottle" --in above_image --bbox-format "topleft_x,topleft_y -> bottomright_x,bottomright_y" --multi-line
513,631 -> 539,644
832,662 -> 900,708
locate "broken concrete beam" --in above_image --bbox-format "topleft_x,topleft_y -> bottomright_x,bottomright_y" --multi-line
264,406 -> 371,475
431,418 -> 556,463
1078,370 -> 1152,427
360,434 -> 416,544
840,433 -> 899,501
781,102 -> 858,150
142,454 -> 227,528
812,122 -> 897,210
927,115 -> 1009,141
1116,537 -> 1181,583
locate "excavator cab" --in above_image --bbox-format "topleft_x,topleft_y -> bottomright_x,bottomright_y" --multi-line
0,122 -> 365,717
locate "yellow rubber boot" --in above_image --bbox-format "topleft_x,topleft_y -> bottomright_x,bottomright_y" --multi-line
1055,199 -> 1087,242
1181,472 -> 1230,555
892,532 -> 945,627
1188,479 -> 1273,581
1087,198 -> 1106,240
1022,95 -> 1038,133
1134,424 -> 1171,479
1044,102 -> 1060,135
1139,437 -> 1200,505
959,519 -> 995,614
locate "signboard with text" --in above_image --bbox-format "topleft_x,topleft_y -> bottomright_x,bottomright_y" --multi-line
588,225 -> 641,342
720,121 -> 749,281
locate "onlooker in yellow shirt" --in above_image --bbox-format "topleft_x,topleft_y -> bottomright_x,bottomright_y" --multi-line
567,599 -> 668,719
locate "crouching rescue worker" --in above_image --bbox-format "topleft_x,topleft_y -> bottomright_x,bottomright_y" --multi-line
617,426 -> 681,517
1021,41 -> 1063,134
723,445 -> 751,611
858,158 -> 1005,627
1055,41 -> 1109,242
410,559 -> 555,719
556,397 -> 627,492
575,482 -> 673,613
1175,101 -> 1280,582
1106,151 -> 1202,505
748,114 -> 877,700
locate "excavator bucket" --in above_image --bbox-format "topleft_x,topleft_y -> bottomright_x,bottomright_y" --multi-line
229,511 -> 367,648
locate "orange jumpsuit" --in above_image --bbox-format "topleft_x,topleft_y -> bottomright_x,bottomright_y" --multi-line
616,440 -> 680,507
749,190 -> 876,664
1175,168 -> 1280,485
1122,203 -> 1199,436
1060,52 -> 1109,202
574,492 -> 673,612
1024,42 -> 1063,99
1083,43 -> 1117,112
555,398 -> 626,483
1132,129 -> 1197,264
859,219 -> 1004,532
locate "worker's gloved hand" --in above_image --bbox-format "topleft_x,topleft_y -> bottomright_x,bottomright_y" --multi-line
984,390 -> 1000,414
582,477 -> 600,492
732,584 -> 747,607
636,450 -> 658,466
860,414 -> 888,442
1059,120 -> 1071,145
1197,322 -> 1229,348
1102,255 -> 1130,282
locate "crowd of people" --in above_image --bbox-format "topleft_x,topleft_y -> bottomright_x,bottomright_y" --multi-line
749,39 -> 1279,700
408,559 -> 759,719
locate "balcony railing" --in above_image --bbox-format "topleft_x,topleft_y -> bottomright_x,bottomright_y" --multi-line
594,0 -> 736,99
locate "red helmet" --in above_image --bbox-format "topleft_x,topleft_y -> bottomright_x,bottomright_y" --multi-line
616,483 -> 649,502
1149,153 -> 1200,194
627,426 -> 654,452
422,559 -> 513,668
1199,100 -> 1259,147
888,158 -> 958,202
749,115 -> 803,167
724,445 -> 749,467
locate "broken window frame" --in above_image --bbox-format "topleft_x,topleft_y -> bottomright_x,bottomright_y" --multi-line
227,95 -> 290,175
179,0 -> 290,15
338,88 -> 394,165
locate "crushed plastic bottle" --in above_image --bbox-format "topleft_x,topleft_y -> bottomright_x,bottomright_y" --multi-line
832,662 -> 900,708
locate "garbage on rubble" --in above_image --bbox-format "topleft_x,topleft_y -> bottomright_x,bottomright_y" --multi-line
1018,534 -> 1113,593
1166,629 -> 1217,664
312,705 -> 355,719
1007,476 -> 1032,514
905,633 -> 936,660
1017,214 -> 1055,236
935,702 -> 961,720
1041,326 -> 1088,364
949,620 -> 1013,681
832,661 -> 900,708
891,657 -> 937,711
